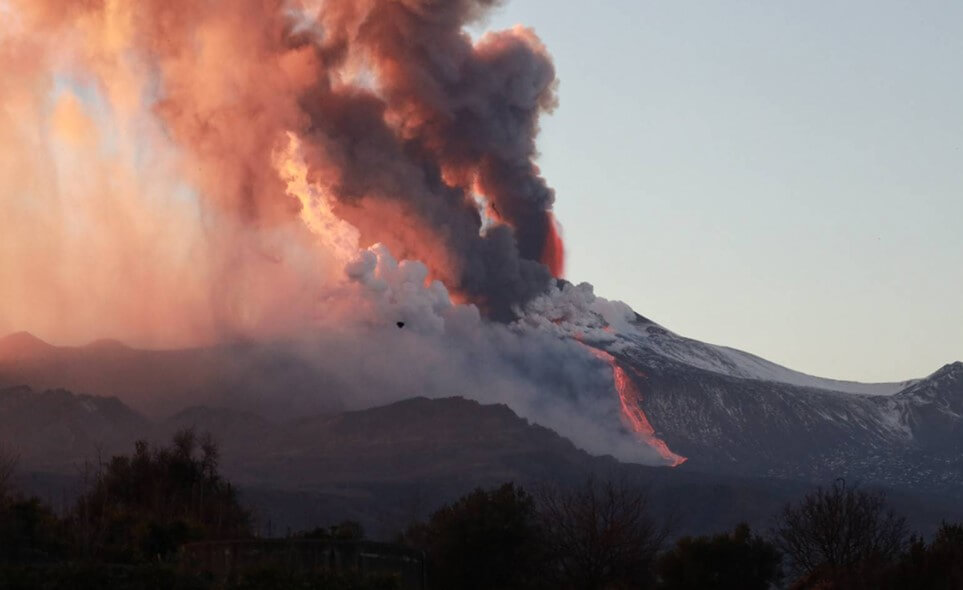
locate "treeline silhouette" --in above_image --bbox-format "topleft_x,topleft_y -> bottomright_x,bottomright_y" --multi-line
2,437 -> 962,589
401,479 -> 963,589
0,433 -> 395,590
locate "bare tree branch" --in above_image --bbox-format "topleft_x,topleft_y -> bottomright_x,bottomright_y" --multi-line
0,443 -> 19,501
537,477 -> 668,589
771,479 -> 909,578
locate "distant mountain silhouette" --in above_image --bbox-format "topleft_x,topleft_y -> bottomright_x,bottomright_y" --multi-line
3,322 -> 961,507
0,332 -> 57,361
4,385 -> 961,540
0,334 -> 343,418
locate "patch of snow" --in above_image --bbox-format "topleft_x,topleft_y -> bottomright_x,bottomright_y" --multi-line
629,326 -> 916,396
518,282 -> 917,397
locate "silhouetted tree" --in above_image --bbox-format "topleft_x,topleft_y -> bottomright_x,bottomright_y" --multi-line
69,430 -> 251,562
405,483 -> 543,590
0,562 -> 210,590
230,567 -> 401,590
838,521 -> 963,590
894,522 -> 963,590
538,478 -> 666,590
656,523 -> 782,590
0,444 -> 17,503
0,444 -> 69,565
301,520 -> 366,541
0,497 -> 68,565
772,479 -> 908,579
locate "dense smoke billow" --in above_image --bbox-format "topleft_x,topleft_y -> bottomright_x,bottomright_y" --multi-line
283,247 -> 666,464
0,0 -> 670,464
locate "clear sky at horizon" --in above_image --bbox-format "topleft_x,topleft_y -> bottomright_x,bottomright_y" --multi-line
479,1 -> 962,382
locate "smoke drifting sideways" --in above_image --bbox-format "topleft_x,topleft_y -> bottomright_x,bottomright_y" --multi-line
283,246 -> 668,465
0,0 -> 671,465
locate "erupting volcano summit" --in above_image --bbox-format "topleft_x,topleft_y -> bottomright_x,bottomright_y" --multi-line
0,0 -> 696,466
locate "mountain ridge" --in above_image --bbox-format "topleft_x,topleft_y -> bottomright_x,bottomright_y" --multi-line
5,384 -> 962,540
2,324 -> 960,500
623,316 -> 919,396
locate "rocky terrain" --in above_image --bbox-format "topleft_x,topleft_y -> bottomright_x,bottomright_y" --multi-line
612,315 -> 963,497
2,324 -> 960,537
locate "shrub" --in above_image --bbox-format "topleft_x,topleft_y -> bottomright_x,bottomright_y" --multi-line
657,523 -> 782,590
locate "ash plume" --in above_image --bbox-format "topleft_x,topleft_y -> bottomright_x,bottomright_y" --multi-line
0,0 -> 679,465
1,0 -> 561,326
294,246 -> 665,464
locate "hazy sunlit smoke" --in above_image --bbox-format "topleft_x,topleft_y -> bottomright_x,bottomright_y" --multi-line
274,132 -> 361,264
0,33 -> 217,346
517,282 -> 690,466
0,0 -> 684,468
0,0 -> 564,340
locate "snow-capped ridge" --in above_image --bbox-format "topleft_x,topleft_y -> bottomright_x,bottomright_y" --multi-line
928,361 -> 963,380
519,282 -> 919,397
893,361 -> 963,404
624,320 -> 917,396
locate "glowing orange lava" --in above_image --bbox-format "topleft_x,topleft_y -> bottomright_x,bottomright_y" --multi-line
611,362 -> 687,466
583,344 -> 687,467
541,212 -> 566,278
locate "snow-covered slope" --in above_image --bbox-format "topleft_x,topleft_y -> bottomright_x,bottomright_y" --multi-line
623,316 -> 916,396
519,283 -> 962,496
4,284 -> 960,497
520,283 -> 916,396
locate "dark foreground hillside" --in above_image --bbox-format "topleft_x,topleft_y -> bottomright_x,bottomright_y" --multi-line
4,386 -> 961,540
5,435 -> 963,590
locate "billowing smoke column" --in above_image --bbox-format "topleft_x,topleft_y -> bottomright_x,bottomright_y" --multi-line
1,0 -> 559,321
304,0 -> 564,317
0,0 -> 682,466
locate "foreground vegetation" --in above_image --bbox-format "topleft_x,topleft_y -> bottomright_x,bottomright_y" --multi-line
2,437 -> 962,589
403,479 -> 962,589
0,434 -> 396,589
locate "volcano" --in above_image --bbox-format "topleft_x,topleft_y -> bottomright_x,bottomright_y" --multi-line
3,288 -> 960,502
1,0 -> 959,549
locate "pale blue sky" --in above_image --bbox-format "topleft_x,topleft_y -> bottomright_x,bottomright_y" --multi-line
479,1 -> 963,381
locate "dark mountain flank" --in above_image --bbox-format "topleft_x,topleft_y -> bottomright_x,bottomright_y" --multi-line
4,385 -> 961,539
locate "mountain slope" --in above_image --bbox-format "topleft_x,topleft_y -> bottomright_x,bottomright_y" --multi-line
0,332 -> 57,361
0,385 -> 149,470
0,334 -> 342,418
2,324 -> 960,500
622,315 -> 916,396
6,386 -> 961,540
609,318 -> 962,496
519,289 -> 961,497
887,362 -> 963,452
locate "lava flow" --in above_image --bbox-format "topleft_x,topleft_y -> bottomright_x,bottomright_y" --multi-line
587,345 -> 687,467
